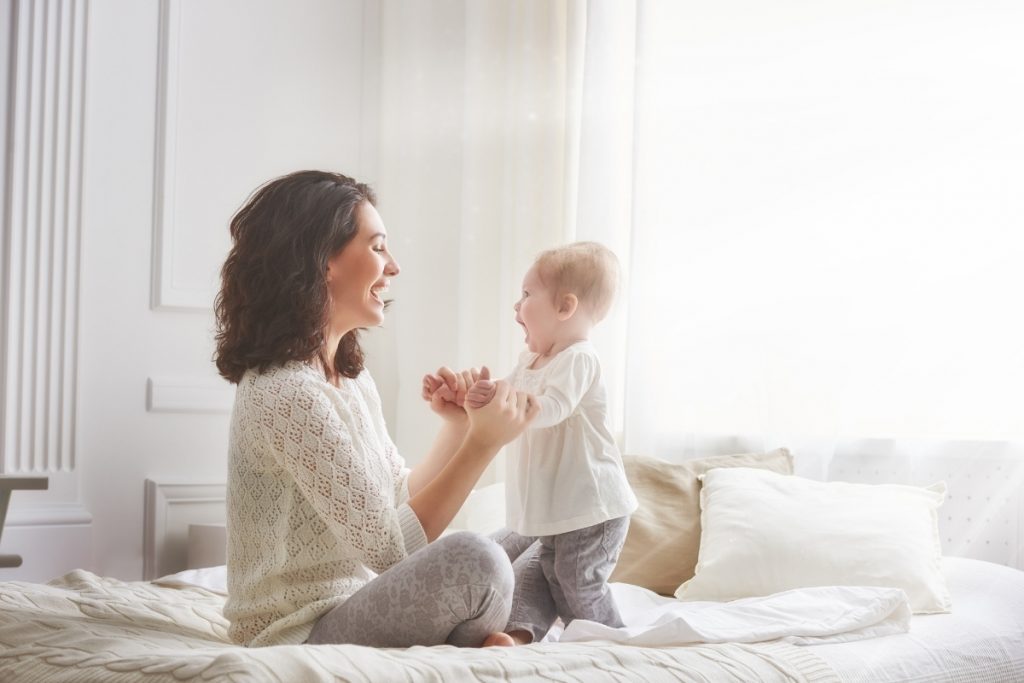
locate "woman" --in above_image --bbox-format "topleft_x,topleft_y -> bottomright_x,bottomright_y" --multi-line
214,170 -> 537,648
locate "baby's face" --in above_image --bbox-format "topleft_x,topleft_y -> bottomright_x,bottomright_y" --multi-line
513,265 -> 562,354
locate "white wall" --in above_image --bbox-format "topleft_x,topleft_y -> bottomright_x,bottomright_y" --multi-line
2,0 -> 589,581
1,0 -> 385,581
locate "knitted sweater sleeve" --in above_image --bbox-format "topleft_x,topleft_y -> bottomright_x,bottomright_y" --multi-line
252,372 -> 427,574
386,433 -> 413,505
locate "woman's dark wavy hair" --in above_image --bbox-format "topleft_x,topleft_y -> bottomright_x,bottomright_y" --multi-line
214,170 -> 377,384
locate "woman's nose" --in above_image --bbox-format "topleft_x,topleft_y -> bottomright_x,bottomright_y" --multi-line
386,256 -> 401,276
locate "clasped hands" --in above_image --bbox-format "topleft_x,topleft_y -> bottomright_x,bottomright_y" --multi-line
421,366 -> 535,445
421,367 -> 499,418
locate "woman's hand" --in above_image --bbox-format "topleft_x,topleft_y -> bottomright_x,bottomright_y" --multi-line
422,366 -> 484,424
464,380 -> 539,450
408,374 -> 537,542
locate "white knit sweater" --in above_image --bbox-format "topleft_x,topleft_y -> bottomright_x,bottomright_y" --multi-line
224,361 -> 428,647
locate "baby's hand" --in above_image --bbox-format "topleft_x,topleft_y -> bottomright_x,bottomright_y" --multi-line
465,367 -> 496,409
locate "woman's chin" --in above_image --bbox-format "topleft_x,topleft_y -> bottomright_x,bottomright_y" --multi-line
364,302 -> 386,326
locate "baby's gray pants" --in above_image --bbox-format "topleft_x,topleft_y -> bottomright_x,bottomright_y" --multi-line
491,516 -> 630,643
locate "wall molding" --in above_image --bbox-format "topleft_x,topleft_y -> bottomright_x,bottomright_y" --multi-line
1,0 -> 87,474
146,377 -> 234,414
143,479 -> 226,580
5,501 -> 92,527
151,0 -> 212,311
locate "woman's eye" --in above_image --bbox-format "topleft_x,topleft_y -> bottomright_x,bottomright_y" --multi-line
373,245 -> 385,253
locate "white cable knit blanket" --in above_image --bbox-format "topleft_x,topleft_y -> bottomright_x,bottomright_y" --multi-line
0,570 -> 842,683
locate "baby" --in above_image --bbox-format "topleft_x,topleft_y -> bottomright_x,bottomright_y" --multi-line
462,241 -> 637,643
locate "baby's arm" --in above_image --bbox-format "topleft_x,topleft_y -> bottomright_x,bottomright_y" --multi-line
527,352 -> 599,429
526,389 -> 575,429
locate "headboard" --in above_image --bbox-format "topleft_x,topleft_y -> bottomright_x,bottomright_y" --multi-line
143,480 -> 226,580
143,438 -> 1023,577
825,439 -> 1022,570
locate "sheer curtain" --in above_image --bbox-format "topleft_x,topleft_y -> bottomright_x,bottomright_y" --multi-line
368,1 -> 637,482
623,1 -> 1024,567
367,1 -> 1023,533
625,0 -> 1024,457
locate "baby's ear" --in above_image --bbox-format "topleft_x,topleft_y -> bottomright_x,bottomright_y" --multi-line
558,293 -> 579,320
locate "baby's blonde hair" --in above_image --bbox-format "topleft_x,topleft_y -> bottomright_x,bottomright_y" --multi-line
534,241 -> 619,322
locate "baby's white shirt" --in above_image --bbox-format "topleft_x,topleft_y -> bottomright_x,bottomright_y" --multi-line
505,340 -> 637,536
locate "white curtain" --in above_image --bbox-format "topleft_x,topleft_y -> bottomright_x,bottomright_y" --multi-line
363,0 -> 1023,567
624,0 -> 1024,567
368,1 -> 637,482
625,0 -> 1024,456
367,0 -> 1023,519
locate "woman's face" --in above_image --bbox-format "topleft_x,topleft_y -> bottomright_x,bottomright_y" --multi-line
325,202 -> 400,336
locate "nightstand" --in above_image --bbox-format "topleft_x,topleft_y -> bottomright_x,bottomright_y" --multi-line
0,476 -> 49,568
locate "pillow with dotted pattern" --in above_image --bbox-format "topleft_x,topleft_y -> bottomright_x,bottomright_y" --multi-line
675,467 -> 951,614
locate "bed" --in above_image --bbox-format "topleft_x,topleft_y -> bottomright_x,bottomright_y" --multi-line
0,555 -> 1021,682
810,556 -> 1024,682
2,443 -> 1022,682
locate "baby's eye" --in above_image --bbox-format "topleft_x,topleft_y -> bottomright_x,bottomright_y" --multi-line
373,245 -> 386,253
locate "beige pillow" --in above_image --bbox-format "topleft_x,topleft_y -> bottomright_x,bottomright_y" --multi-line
610,448 -> 793,595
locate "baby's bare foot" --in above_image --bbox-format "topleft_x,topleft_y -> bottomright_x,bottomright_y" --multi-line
481,632 -> 516,647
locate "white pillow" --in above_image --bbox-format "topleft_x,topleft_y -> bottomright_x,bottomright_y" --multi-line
675,467 -> 951,614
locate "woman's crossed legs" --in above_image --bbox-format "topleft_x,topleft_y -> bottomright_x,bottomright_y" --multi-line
307,531 -> 513,647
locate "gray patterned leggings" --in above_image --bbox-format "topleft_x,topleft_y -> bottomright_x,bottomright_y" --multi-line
306,531 -> 514,647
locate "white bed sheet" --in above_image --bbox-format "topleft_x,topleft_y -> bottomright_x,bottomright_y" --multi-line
160,565 -> 913,647
808,556 -> 1024,683
156,555 -> 1024,682
562,583 -> 911,646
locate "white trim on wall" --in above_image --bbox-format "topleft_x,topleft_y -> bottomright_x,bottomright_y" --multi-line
151,0 -> 210,311
2,0 -> 88,475
146,377 -> 234,414
5,501 -> 92,526
143,479 -> 226,580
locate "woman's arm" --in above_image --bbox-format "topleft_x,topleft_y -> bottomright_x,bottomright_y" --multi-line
407,366 -> 479,497
407,421 -> 467,497
408,381 -> 537,542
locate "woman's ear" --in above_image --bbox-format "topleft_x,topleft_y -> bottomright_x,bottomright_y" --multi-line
558,293 -> 579,321
325,251 -> 342,284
